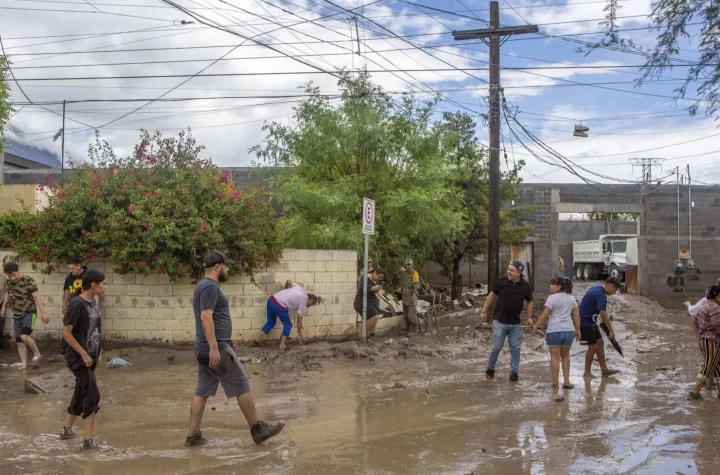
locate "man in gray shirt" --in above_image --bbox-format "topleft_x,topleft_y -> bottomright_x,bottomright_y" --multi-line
185,251 -> 284,446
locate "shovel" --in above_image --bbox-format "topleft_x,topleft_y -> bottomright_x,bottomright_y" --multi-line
600,322 -> 624,357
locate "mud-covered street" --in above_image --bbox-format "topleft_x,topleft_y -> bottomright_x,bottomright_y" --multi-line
1,284 -> 718,474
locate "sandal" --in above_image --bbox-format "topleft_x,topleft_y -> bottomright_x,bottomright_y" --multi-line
562,383 -> 575,389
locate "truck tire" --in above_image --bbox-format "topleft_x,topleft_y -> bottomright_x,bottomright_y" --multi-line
583,264 -> 594,281
609,264 -> 624,282
576,265 -> 584,281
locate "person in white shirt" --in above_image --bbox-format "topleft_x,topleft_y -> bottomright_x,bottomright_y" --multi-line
684,278 -> 720,316
532,277 -> 581,402
255,281 -> 320,351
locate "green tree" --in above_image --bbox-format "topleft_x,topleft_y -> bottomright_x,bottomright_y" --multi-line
251,72 -> 467,286
0,56 -> 12,154
4,129 -> 285,281
429,112 -> 533,299
586,1 -> 720,118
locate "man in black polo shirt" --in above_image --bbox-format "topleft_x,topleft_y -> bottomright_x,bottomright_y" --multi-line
480,261 -> 534,382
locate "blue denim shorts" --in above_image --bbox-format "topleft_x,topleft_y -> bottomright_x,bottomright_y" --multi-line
545,331 -> 575,348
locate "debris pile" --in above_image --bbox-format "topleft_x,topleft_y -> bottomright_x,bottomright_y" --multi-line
377,283 -> 488,317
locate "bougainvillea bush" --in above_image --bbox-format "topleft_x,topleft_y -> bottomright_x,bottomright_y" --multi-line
9,129 -> 285,280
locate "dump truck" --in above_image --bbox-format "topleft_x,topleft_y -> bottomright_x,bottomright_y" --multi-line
573,234 -> 637,282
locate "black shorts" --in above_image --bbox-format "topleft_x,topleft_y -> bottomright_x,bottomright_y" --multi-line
68,364 -> 100,419
354,302 -> 380,319
580,325 -> 603,345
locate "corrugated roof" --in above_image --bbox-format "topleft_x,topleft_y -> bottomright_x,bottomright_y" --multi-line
4,137 -> 60,169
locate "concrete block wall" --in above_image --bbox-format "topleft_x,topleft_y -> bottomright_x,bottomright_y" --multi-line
0,249 -> 360,343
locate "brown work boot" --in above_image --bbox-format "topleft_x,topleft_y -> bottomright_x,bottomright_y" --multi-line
250,421 -> 285,445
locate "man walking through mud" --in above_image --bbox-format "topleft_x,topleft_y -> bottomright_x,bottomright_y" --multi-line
186,251 -> 284,447
578,277 -> 621,378
481,261 -> 534,382
1,263 -> 50,368
401,258 -> 420,335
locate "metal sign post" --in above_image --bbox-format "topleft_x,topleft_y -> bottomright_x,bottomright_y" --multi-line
361,198 -> 375,342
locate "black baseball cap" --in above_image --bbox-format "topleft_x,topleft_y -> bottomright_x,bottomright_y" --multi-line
203,251 -> 234,268
371,267 -> 385,275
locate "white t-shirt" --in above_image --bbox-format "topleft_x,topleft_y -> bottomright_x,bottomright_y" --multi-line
688,297 -> 707,316
273,283 -> 309,316
544,292 -> 578,333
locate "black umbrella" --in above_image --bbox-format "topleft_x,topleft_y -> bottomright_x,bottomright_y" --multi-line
600,322 -> 624,357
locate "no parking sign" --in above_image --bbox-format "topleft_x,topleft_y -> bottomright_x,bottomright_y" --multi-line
362,198 -> 375,235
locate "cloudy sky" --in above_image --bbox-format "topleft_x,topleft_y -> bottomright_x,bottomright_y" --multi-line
1,0 -> 715,185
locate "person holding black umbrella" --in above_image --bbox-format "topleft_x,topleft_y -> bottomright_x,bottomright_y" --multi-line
578,277 -> 621,378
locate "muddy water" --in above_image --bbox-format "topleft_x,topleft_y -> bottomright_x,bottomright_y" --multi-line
1,287 -> 719,474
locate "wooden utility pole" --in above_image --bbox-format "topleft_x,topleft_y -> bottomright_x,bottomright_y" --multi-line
452,2 -> 537,294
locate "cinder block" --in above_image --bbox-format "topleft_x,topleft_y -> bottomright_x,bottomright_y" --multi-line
113,319 -> 135,330
127,285 -> 150,296
325,283 -> 344,294
251,316 -> 267,329
331,314 -> 347,326
273,273 -> 295,285
325,261 -> 344,272
135,319 -> 158,331
315,326 -> 332,337
265,282 -> 283,294
173,308 -> 194,320
150,308 -> 173,319
172,331 -> 194,342
255,273 -> 275,285
128,331 -> 172,343
227,307 -> 244,318
172,319 -> 195,331
253,295 -> 267,306
281,249 -> 297,261
129,297 -> 157,308
112,274 -> 136,285
226,273 -> 253,284
315,250 -> 332,261
149,285 -> 172,297
314,272 -> 332,283
128,308 -> 150,319
308,262 -> 326,272
294,272 -> 314,284
218,284 -> 243,295
331,272 -> 348,283
173,285 -> 196,296
105,307 -> 128,319
156,274 -> 171,285
314,314 -> 332,326
105,330 -> 128,341
232,317 -> 252,330
136,275 -> 159,285
244,307 -> 266,319
342,262 -> 357,272
243,284 -> 267,295
306,283 -> 326,294
346,272 -> 356,283
347,314 -> 358,324
266,261 -> 289,272
296,250 -> 313,261
288,261 -> 308,272
325,304 -> 343,315
332,251 -> 346,262
342,283 -> 356,293
104,285 -> 127,296
229,295 -> 252,308
300,315 -> 314,327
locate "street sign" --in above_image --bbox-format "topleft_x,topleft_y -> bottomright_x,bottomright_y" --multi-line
362,198 -> 375,235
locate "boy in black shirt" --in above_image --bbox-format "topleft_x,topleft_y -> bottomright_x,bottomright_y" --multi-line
51,257 -> 88,360
59,269 -> 106,451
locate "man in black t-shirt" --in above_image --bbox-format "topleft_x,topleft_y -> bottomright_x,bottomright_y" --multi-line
479,261 -> 534,382
59,269 -> 106,451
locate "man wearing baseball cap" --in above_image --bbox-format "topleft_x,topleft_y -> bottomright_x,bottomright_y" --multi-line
480,260 -> 534,382
185,251 -> 284,447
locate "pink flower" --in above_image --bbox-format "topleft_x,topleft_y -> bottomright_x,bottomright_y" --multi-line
128,204 -> 137,214
91,189 -> 101,196
199,222 -> 209,232
81,229 -> 87,235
